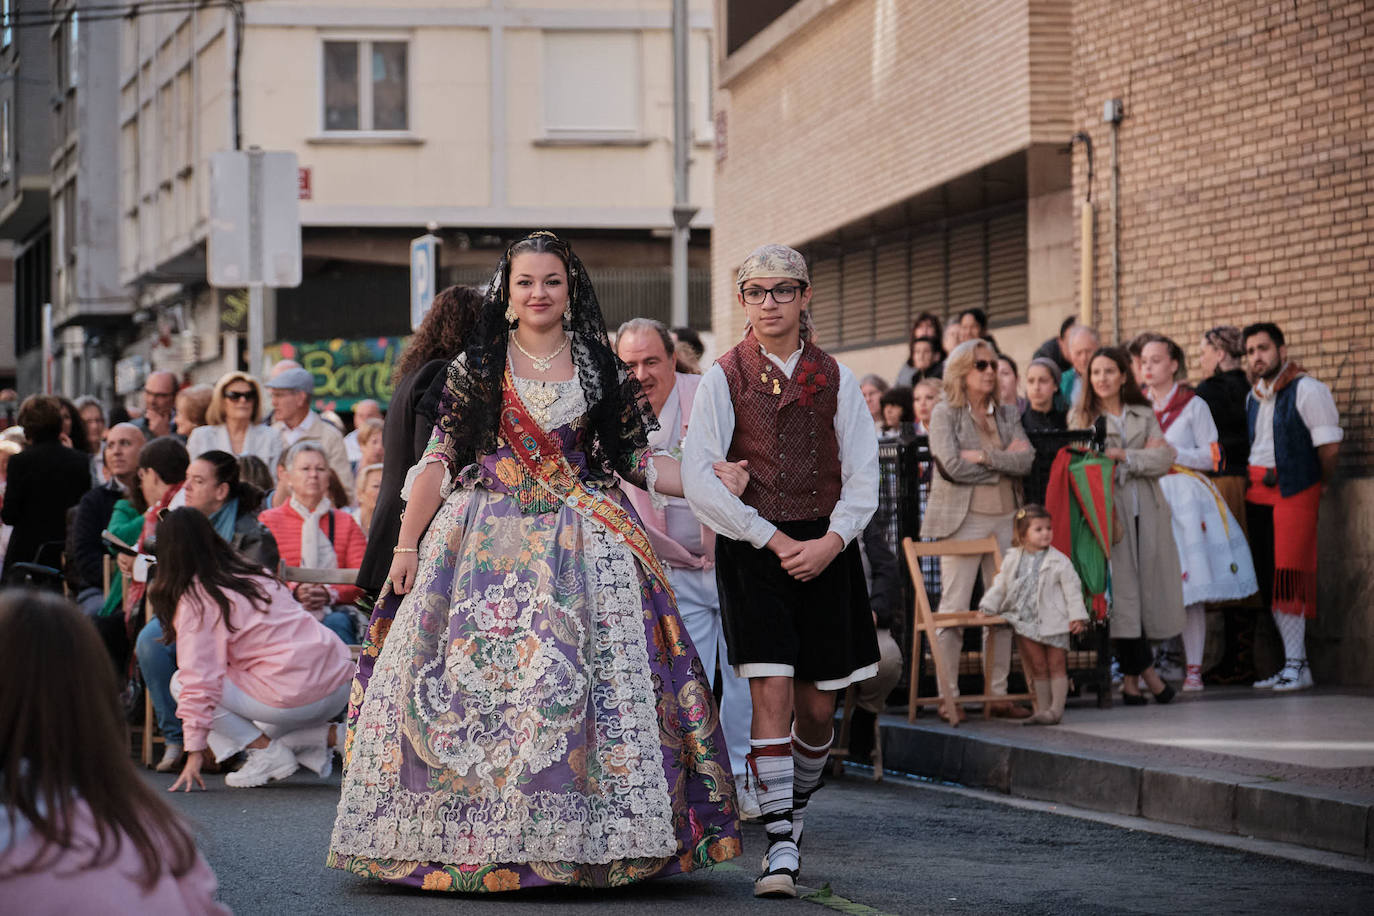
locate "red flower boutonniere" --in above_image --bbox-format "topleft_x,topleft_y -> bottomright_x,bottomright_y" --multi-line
796,359 -> 830,407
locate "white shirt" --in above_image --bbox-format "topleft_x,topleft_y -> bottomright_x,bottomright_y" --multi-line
343,430 -> 362,464
277,410 -> 319,447
1150,385 -> 1219,471
651,384 -> 706,555
1248,371 -> 1343,469
682,342 -> 879,550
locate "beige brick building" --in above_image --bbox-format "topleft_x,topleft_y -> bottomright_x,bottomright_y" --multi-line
714,0 -> 1371,684
1072,0 -> 1372,684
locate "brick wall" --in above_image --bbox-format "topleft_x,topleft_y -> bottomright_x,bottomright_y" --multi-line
1072,0 -> 1372,471
1072,0 -> 1374,685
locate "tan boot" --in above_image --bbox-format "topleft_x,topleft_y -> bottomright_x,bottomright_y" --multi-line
1022,678 -> 1053,726
1028,676 -> 1068,725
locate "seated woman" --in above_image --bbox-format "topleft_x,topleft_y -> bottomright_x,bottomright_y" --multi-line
135,450 -> 283,773
259,442 -> 367,644
151,508 -> 353,789
0,589 -> 229,913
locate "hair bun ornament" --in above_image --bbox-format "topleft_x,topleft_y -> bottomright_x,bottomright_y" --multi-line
1015,508 -> 1027,520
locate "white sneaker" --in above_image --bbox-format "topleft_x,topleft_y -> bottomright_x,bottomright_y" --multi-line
1271,664 -> 1314,693
734,772 -> 762,820
154,742 -> 183,773
225,740 -> 299,788
279,724 -> 335,778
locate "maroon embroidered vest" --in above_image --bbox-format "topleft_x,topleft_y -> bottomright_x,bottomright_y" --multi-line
719,333 -> 842,522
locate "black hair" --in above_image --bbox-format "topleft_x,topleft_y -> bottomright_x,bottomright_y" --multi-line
958,308 -> 989,332
671,326 -> 704,359
1242,321 -> 1285,348
147,508 -> 272,644
998,353 -> 1019,376
880,386 -> 915,423
192,449 -> 264,514
1059,314 -> 1078,337
136,437 -> 189,485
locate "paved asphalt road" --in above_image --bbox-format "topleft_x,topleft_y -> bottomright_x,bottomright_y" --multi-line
150,767 -> 1374,915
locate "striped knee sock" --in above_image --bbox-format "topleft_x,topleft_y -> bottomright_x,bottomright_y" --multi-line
749,737 -> 798,875
791,728 -> 832,844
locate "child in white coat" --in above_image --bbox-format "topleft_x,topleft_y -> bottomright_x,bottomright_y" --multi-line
980,504 -> 1088,724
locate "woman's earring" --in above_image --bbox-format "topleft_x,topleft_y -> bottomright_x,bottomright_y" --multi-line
505,305 -> 516,325
562,308 -> 572,329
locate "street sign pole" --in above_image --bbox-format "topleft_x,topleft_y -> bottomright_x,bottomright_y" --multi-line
248,284 -> 265,378
410,232 -> 441,330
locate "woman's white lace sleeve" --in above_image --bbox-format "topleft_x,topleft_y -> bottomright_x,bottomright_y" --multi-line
401,455 -> 454,503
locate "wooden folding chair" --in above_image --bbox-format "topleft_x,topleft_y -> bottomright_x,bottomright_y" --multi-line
279,563 -> 364,661
901,535 -> 1035,725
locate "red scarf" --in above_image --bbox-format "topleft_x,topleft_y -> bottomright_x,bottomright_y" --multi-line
1252,361 -> 1307,402
498,370 -> 673,593
1152,384 -> 1196,433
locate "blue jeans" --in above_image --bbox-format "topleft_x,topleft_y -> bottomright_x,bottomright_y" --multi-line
322,607 -> 357,644
135,618 -> 182,746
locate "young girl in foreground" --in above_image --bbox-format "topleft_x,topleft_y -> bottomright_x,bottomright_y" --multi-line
0,589 -> 230,913
979,505 -> 1088,725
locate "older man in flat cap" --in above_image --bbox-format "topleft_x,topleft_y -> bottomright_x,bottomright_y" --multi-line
268,367 -> 354,500
683,244 -> 880,899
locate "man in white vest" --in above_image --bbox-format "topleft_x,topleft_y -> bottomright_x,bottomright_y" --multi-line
616,318 -> 757,818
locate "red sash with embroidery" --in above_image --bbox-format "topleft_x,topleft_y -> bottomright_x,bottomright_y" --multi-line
498,370 -> 673,592
1153,385 -> 1197,433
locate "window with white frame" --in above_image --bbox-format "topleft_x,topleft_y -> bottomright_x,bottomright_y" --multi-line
322,38 -> 408,132
68,11 -> 79,88
3,0 -> 12,49
543,31 -> 640,139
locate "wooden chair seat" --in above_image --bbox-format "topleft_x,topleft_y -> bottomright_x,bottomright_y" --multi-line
901,535 -> 1036,725
280,562 -> 364,655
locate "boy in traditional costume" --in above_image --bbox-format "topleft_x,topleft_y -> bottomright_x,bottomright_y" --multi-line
683,244 -> 880,899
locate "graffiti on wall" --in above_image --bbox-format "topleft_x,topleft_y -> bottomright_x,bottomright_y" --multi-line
264,337 -> 408,411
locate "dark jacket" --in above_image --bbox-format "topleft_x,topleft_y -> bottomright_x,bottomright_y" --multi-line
1,441 -> 92,574
231,507 -> 281,572
1021,405 -> 1068,506
1033,336 -> 1072,372
70,482 -> 126,591
358,359 -> 446,593
1196,367 -> 1250,477
860,513 -> 902,630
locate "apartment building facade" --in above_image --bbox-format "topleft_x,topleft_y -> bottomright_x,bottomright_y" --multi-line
115,0 -> 718,396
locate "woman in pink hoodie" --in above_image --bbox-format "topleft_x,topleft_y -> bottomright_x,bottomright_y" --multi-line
148,508 -> 353,790
0,589 -> 230,914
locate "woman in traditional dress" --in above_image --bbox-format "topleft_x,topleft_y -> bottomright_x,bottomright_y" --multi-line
328,231 -> 744,893
1139,335 -> 1257,691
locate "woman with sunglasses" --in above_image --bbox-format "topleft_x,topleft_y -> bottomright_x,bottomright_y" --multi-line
920,339 -> 1034,723
187,372 -> 282,476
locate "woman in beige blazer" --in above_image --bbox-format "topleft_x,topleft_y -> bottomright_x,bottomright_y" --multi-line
1070,347 -> 1184,704
920,339 -> 1034,722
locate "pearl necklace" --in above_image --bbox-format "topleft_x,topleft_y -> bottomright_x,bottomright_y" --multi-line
510,333 -> 571,372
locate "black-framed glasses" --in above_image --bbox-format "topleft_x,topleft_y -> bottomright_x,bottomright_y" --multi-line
973,360 -> 996,372
739,283 -> 806,305
224,390 -> 257,402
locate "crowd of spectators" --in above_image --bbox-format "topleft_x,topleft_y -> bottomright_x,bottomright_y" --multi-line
862,311 -> 1342,710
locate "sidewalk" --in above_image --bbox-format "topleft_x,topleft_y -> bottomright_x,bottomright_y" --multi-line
871,686 -> 1374,861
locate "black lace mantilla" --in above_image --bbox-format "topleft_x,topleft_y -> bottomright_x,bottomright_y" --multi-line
417,231 -> 659,481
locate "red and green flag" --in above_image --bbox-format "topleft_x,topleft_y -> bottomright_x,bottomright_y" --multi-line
1045,447 -> 1117,620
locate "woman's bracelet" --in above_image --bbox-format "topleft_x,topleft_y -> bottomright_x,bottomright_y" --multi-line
393,546 -> 418,554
